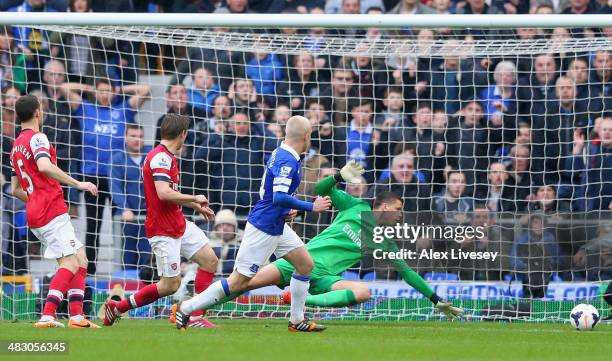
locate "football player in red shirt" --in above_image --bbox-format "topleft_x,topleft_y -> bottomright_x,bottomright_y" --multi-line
10,95 -> 98,328
103,114 -> 219,328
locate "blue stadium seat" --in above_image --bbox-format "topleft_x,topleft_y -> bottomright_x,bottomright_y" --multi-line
341,271 -> 360,280
112,269 -> 139,281
361,272 -> 377,281
423,272 -> 459,281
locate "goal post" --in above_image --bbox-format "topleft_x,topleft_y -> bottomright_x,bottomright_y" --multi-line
1,13 -> 612,322
0,12 -> 612,28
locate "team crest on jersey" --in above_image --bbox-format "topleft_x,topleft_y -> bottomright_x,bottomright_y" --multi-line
279,166 -> 292,177
171,263 -> 178,271
70,240 -> 76,248
249,264 -> 259,273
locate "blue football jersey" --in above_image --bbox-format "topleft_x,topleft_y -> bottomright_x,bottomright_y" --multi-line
248,143 -> 302,235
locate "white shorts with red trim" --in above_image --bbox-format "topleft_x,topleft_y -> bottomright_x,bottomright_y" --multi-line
31,214 -> 83,259
148,221 -> 210,278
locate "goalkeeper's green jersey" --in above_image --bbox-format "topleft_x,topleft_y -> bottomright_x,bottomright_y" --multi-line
305,176 -> 435,299
304,175 -> 369,276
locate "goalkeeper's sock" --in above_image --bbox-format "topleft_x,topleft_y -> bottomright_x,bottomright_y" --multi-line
217,292 -> 241,305
116,283 -> 160,313
289,274 -> 310,324
305,289 -> 357,307
67,267 -> 87,318
181,279 -> 230,315
43,267 -> 75,317
192,268 -> 214,317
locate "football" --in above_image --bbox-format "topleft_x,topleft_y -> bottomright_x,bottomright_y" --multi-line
570,304 -> 600,331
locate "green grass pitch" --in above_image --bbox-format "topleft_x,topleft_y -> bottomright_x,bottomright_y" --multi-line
0,320 -> 610,361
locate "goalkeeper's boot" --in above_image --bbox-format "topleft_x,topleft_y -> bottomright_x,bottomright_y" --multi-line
280,290 -> 291,305
288,318 -> 327,332
68,317 -> 101,329
175,303 -> 190,331
102,299 -> 122,326
34,317 -> 64,328
169,304 -> 177,324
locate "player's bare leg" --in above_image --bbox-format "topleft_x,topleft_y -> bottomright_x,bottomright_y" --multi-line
283,280 -> 370,307
283,246 -> 326,332
184,244 -> 219,328
67,247 -> 100,328
330,280 -> 371,302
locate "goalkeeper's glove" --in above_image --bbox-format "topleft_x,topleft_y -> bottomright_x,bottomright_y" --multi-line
335,160 -> 365,184
430,294 -> 464,320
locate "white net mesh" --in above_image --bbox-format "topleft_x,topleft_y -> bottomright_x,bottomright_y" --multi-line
1,24 -> 611,322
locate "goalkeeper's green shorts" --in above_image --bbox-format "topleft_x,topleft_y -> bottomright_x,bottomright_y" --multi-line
273,259 -> 344,295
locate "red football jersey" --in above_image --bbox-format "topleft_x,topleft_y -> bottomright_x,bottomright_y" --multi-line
10,129 -> 68,228
143,144 -> 186,238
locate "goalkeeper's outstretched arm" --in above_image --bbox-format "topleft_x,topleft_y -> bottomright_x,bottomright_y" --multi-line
390,254 -> 464,320
315,160 -> 365,211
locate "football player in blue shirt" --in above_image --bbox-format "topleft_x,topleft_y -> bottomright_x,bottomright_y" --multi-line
176,116 -> 332,332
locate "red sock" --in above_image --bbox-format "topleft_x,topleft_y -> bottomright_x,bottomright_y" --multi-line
116,283 -> 160,313
191,269 -> 214,317
67,267 -> 87,318
43,268 -> 76,317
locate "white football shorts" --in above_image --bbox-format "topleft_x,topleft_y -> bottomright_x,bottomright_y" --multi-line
148,221 -> 210,278
31,213 -> 83,260
234,222 -> 303,277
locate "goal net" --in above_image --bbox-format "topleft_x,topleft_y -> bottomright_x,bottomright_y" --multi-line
1,19 -> 612,322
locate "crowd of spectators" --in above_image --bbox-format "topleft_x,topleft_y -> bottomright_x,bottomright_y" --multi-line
1,0 -> 612,290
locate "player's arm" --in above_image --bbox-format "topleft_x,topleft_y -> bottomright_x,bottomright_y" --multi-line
36,157 -> 97,195
271,161 -> 331,212
376,237 -> 464,319
153,181 -> 212,218
30,133 -> 96,195
273,192 -> 330,212
315,161 -> 365,211
10,176 -> 28,203
186,201 -> 215,221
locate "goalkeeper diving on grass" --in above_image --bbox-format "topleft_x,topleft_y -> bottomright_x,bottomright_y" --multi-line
174,160 -> 464,319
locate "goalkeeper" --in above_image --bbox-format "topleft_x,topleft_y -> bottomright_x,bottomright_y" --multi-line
179,161 -> 463,319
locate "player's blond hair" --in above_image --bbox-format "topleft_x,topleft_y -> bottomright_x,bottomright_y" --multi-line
284,115 -> 311,140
